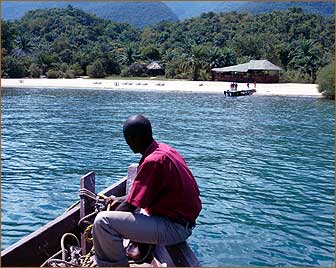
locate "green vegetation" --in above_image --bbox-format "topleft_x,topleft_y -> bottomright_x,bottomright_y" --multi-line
87,60 -> 106,78
3,1 -> 333,23
316,63 -> 335,100
2,56 -> 27,78
1,6 -> 334,92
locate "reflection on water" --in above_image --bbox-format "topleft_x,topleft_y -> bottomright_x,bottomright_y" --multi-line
1,87 -> 334,265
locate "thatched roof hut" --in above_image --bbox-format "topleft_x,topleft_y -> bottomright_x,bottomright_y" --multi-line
212,60 -> 282,83
146,61 -> 164,75
212,60 -> 282,73
212,63 -> 250,73
147,62 -> 163,70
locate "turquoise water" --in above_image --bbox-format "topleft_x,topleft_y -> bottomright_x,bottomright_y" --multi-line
1,87 -> 334,266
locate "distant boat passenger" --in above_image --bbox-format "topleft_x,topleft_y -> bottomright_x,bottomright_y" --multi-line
247,82 -> 250,88
254,81 -> 256,88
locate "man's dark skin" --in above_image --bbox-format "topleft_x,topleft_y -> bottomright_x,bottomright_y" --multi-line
106,115 -> 154,213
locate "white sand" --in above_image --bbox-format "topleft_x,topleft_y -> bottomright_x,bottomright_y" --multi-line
1,78 -> 322,97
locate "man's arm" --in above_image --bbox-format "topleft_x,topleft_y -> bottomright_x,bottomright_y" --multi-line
115,201 -> 137,213
105,195 -> 137,212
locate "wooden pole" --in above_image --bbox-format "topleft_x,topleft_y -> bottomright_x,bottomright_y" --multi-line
80,171 -> 96,255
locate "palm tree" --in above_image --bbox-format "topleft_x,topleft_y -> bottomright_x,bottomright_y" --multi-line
205,47 -> 222,80
118,45 -> 141,66
12,34 -> 34,57
221,47 -> 237,67
177,54 -> 191,74
289,39 -> 322,80
189,45 -> 205,81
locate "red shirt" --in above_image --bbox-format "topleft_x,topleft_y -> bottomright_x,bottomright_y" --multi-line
126,140 -> 202,223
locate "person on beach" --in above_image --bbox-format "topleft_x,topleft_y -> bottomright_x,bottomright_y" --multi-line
93,114 -> 202,266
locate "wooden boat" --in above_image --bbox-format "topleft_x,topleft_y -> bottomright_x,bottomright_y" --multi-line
224,88 -> 256,97
1,172 -> 200,267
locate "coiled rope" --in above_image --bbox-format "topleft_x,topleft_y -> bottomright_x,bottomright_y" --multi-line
41,189 -> 108,267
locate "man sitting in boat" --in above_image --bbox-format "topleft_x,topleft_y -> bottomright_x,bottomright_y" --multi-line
92,114 -> 202,266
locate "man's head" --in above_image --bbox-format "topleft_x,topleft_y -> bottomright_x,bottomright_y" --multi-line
123,115 -> 153,154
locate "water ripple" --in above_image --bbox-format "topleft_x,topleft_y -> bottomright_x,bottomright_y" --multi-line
1,88 -> 334,265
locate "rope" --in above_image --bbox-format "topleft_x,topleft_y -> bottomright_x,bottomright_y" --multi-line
82,246 -> 95,267
40,250 -> 62,267
81,193 -> 111,267
78,189 -> 97,200
61,233 -> 80,261
45,259 -> 81,267
66,188 -> 98,213
83,224 -> 94,242
96,193 -> 108,199
78,211 -> 97,228
41,190 -> 115,267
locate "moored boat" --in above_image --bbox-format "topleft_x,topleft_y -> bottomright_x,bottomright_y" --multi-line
1,172 -> 200,267
224,88 -> 256,97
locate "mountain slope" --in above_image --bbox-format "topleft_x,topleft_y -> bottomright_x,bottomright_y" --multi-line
165,1 -> 335,19
1,1 -> 179,28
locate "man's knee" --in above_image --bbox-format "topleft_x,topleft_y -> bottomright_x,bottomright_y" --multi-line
93,211 -> 130,231
93,211 -> 117,233
94,211 -> 107,226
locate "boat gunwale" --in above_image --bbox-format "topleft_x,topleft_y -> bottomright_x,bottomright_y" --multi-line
1,176 -> 200,267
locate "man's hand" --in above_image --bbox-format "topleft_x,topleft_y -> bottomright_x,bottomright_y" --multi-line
101,195 -> 136,212
104,195 -> 126,210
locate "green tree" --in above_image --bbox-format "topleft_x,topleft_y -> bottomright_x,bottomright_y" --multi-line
316,62 -> 335,99
29,63 -> 41,78
288,39 -> 323,81
100,52 -> 121,75
128,63 -> 147,77
47,69 -> 60,78
119,45 -> 141,66
275,44 -> 291,70
36,52 -> 59,74
64,70 -> 75,79
189,45 -> 206,81
2,56 -> 26,78
87,60 -> 106,78
69,64 -> 84,77
221,47 -> 237,67
1,20 -> 17,55
12,34 -> 34,57
205,47 -> 222,80
232,34 -> 264,59
141,46 -> 161,61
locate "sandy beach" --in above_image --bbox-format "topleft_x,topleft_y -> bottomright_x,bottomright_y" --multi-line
1,78 -> 322,97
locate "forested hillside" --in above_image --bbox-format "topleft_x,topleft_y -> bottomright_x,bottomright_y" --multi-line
3,1 -> 333,25
1,1 -> 178,28
2,6 -> 334,82
165,1 -> 335,19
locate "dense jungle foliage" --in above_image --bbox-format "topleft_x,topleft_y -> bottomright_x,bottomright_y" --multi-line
1,6 -> 334,84
316,62 -> 335,99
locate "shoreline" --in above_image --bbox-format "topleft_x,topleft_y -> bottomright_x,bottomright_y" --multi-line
1,78 -> 322,97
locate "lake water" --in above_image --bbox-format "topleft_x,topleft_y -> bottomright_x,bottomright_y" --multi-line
1,87 -> 334,266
